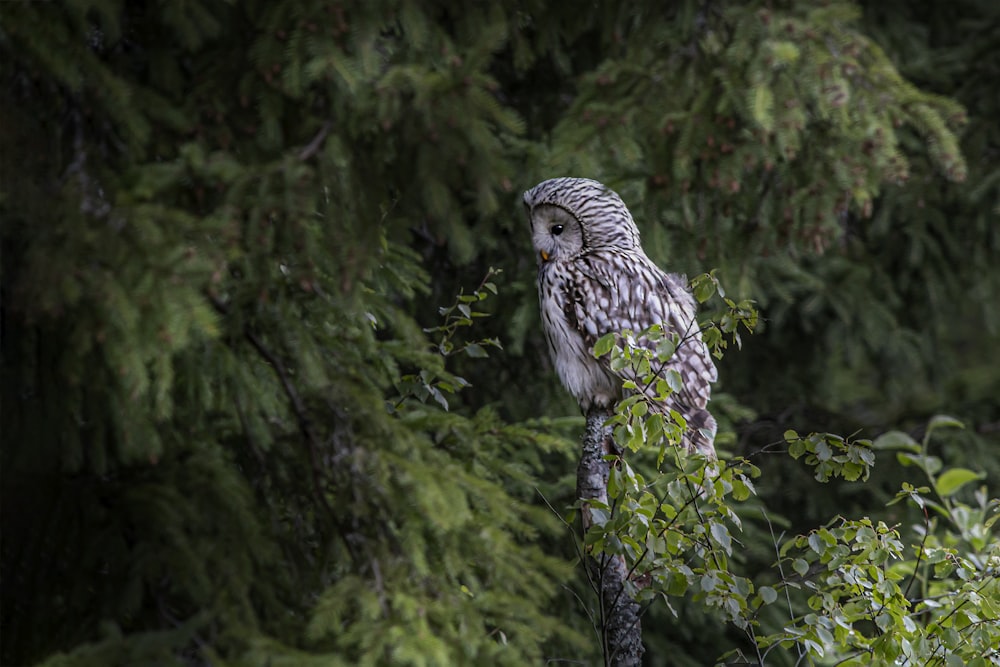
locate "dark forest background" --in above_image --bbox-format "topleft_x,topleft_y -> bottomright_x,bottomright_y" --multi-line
2,1 -> 997,665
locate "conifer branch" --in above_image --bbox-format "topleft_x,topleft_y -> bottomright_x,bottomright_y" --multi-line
206,292 -> 336,523
242,328 -> 316,440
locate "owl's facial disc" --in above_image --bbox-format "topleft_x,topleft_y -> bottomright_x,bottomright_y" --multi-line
529,205 -> 583,264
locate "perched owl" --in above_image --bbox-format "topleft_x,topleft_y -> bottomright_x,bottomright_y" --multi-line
524,177 -> 718,457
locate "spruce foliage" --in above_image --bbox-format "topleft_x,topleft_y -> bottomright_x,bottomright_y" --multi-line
2,1 -> 997,665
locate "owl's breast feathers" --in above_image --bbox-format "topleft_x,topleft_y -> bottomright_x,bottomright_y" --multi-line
538,260 -> 621,411
550,249 -> 719,456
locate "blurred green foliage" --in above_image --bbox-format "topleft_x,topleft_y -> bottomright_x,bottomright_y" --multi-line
1,1 -> 997,665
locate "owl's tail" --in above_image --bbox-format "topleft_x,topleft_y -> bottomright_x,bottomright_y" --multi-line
683,408 -> 717,459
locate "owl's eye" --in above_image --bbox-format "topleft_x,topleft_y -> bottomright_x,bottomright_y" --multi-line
551,224 -> 564,236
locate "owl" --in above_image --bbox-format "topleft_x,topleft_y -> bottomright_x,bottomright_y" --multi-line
524,177 -> 718,457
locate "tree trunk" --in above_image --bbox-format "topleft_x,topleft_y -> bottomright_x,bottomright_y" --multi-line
579,408 -> 644,667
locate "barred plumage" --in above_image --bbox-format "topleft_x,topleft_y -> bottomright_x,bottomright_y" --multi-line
524,177 -> 718,457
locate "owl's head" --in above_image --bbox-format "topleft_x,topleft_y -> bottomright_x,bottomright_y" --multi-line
523,177 -> 642,265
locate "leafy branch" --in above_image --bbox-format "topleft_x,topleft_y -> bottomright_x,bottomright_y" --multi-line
579,273 -> 998,665
391,268 -> 503,411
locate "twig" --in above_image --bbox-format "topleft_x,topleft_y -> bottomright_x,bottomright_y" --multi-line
298,119 -> 333,161
536,487 -> 603,599
371,557 -> 389,616
761,509 -> 804,664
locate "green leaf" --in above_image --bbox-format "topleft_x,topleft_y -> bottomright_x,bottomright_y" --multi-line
589,507 -> 609,527
428,386 -> 449,410
934,468 -> 984,497
665,571 -> 689,596
842,462 -> 863,481
814,440 -> 832,461
789,439 -> 806,459
593,333 -> 616,358
759,585 -> 778,605
655,337 -> 676,361
927,414 -> 964,433
710,522 -> 732,553
896,453 -> 942,474
665,369 -> 683,393
464,343 -> 488,358
872,430 -> 920,452
692,275 -> 716,303
732,478 -> 751,501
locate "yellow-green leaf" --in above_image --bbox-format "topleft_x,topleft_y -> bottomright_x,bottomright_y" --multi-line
935,468 -> 984,497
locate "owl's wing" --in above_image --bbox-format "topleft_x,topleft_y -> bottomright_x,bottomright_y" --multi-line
566,255 -> 718,456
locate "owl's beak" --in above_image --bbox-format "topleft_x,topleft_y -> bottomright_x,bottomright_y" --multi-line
539,250 -> 550,262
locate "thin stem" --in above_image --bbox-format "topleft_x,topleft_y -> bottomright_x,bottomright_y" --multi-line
902,505 -> 930,602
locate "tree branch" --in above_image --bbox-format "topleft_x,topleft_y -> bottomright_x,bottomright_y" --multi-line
580,408 -> 644,667
206,292 -> 336,524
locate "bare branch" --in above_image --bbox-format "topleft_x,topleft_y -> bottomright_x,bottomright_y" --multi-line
298,119 -> 333,161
